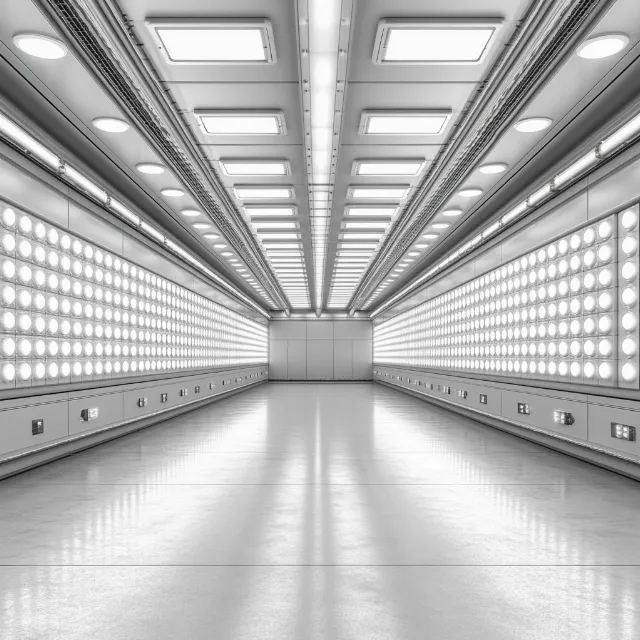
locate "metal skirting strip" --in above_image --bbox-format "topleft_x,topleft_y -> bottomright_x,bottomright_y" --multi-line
377,380 -> 640,483
0,380 -> 266,481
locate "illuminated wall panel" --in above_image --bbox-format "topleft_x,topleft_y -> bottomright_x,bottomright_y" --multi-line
374,206 -> 640,389
0,202 -> 268,389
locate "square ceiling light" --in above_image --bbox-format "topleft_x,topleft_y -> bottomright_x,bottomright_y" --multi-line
372,19 -> 502,64
353,159 -> 425,176
195,111 -> 286,135
235,186 -> 294,199
220,159 -> 289,176
360,111 -> 451,135
147,19 -> 276,64
348,186 -> 409,200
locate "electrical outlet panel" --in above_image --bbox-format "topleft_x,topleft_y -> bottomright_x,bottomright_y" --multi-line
517,402 -> 531,415
160,393 -> 168,403
180,389 -> 188,397
611,422 -> 636,441
479,394 -> 488,405
458,390 -> 468,399
137,397 -> 148,408
440,385 -> 451,394
195,386 -> 201,394
31,418 -> 44,435
209,383 -> 215,390
553,410 -> 575,425
80,408 -> 99,422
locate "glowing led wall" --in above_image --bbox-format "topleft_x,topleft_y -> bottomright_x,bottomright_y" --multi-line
0,201 -> 268,390
374,206 -> 640,389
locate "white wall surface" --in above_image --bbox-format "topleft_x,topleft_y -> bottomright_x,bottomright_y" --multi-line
269,320 -> 372,380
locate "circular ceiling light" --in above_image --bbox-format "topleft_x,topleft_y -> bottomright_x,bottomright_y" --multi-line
213,244 -> 227,249
432,223 -> 450,229
136,163 -> 165,174
161,188 -> 184,197
13,33 -> 68,59
203,233 -> 220,240
479,162 -> 507,174
441,208 -> 463,217
180,209 -> 201,217
457,188 -> 483,198
92,117 -> 129,133
514,117 -> 552,133
192,223 -> 211,229
577,34 -> 628,59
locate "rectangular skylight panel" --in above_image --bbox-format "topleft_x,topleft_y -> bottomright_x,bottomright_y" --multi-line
376,20 -> 500,64
221,161 -> 288,176
196,111 -> 285,135
149,20 -> 275,64
339,243 -> 379,250
361,111 -> 450,135
345,207 -> 397,217
236,186 -> 293,199
253,221 -> 298,229
354,160 -> 424,176
341,233 -> 384,240
258,232 -> 299,239
349,186 -> 408,199
263,243 -> 302,249
246,207 -> 296,217
344,222 -> 389,229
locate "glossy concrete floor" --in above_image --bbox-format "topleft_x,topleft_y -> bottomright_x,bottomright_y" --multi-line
1,383 -> 640,639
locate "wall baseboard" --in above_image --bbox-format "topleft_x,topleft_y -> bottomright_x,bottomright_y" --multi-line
378,380 -> 640,483
0,381 -> 266,482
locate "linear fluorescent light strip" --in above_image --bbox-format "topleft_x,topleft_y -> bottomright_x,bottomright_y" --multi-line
369,110 -> 640,318
0,203 -> 269,387
0,111 -> 271,318
372,213 -> 638,387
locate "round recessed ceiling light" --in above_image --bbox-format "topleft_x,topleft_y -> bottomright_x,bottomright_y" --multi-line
136,163 -> 165,175
203,233 -> 220,240
577,33 -> 628,59
13,33 -> 68,59
213,244 -> 227,249
192,223 -> 211,229
432,223 -> 450,229
221,252 -> 233,257
441,208 -> 463,217
514,117 -> 552,133
161,188 -> 185,198
458,188 -> 483,198
479,162 -> 507,174
92,117 -> 129,133
180,209 -> 201,217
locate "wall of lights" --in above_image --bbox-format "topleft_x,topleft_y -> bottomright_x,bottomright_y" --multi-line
0,201 -> 268,390
374,206 -> 640,390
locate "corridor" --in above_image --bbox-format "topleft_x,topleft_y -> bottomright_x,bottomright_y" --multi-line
1,383 -> 639,639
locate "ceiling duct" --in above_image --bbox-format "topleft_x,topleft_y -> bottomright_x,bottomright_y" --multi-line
33,0 -> 289,310
348,0 -> 616,312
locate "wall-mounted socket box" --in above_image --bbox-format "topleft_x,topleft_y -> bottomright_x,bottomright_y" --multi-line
611,422 -> 636,441
517,402 -> 531,415
479,394 -> 488,405
31,418 -> 44,435
553,410 -> 575,426
160,393 -> 168,403
80,407 -> 99,422
195,386 -> 201,394
209,383 -> 215,390
458,390 -> 467,399
137,397 -> 148,408
180,389 -> 188,397
440,385 -> 451,394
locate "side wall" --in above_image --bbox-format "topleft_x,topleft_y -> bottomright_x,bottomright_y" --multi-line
269,320 -> 372,380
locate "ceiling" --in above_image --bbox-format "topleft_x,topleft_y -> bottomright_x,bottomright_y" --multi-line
0,0 -> 639,317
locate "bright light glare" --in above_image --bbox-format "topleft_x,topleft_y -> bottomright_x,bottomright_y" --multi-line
383,26 -> 496,62
221,161 -> 287,175
577,34 -> 628,59
245,207 -> 296,217
351,187 -> 407,199
346,207 -> 397,217
365,113 -> 449,135
356,160 -> 424,175
235,187 -> 292,199
161,188 -> 185,197
514,117 -> 552,133
198,114 -> 281,135
155,27 -> 267,62
479,162 -> 507,174
13,33 -> 68,59
136,163 -> 165,174
92,117 -> 130,133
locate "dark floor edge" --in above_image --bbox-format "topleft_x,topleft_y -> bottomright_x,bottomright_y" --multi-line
377,380 -> 640,484
0,381 -> 267,482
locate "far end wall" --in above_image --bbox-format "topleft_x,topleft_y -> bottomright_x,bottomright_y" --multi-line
269,320 -> 372,380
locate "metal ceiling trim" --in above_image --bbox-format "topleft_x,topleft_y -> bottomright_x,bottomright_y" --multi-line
33,0 -> 289,311
348,0 -> 617,312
